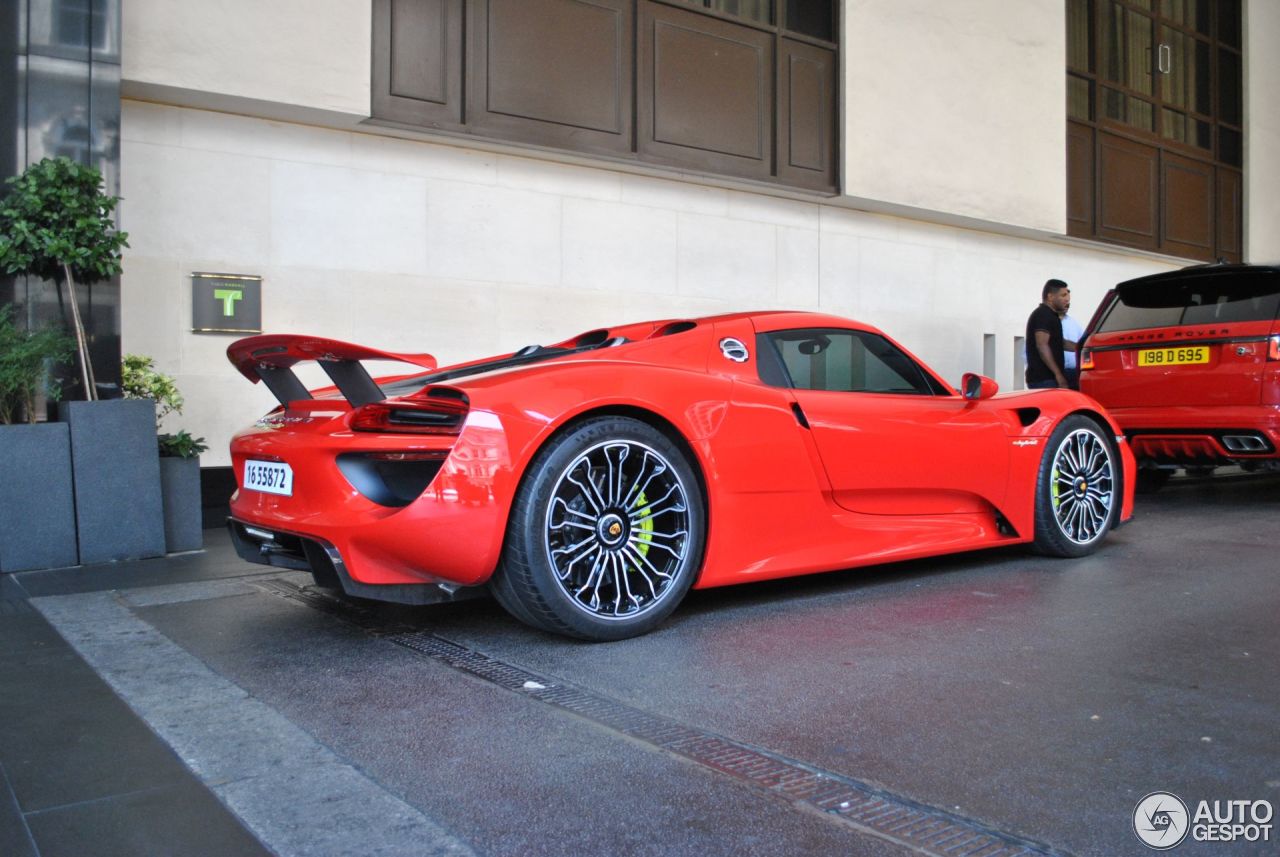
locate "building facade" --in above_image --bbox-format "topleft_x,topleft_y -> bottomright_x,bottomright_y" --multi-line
92,0 -> 1280,467
2,0 -> 123,397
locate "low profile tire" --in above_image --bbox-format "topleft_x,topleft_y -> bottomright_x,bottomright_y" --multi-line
1032,415 -> 1120,558
492,416 -> 706,641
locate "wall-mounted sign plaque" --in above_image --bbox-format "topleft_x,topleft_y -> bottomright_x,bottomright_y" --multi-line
192,273 -> 262,334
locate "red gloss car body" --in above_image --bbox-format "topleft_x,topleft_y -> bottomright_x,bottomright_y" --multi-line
1080,264 -> 1280,476
228,311 -> 1135,640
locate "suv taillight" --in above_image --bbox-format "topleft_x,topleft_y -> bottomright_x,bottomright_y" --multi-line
350,396 -> 468,434
1269,335 -> 1280,362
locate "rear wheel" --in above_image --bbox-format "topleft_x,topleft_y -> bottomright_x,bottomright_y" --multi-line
491,416 -> 705,641
1032,415 -> 1119,557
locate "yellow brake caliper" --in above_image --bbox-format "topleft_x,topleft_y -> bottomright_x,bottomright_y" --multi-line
633,491 -> 653,560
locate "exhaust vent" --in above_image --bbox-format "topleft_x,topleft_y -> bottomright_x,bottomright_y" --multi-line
1221,434 -> 1270,453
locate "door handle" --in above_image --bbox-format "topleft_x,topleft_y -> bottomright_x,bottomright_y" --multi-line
1158,43 -> 1172,74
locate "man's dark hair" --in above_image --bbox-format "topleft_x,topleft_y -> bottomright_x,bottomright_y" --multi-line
1042,278 -> 1069,300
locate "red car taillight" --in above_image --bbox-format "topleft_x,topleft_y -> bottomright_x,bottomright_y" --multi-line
1269,335 -> 1280,361
350,396 -> 468,434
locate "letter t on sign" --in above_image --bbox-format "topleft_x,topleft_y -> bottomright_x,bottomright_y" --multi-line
213,288 -> 243,317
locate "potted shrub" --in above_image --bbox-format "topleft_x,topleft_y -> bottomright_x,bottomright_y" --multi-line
0,156 -> 129,400
0,156 -> 163,564
0,305 -> 79,571
122,354 -> 208,553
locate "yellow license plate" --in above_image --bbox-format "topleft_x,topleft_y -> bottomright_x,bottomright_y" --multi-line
1137,346 -> 1209,367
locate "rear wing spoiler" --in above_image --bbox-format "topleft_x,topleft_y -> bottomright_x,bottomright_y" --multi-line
227,334 -> 437,408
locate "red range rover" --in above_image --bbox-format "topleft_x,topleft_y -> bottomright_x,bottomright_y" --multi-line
1080,263 -> 1280,490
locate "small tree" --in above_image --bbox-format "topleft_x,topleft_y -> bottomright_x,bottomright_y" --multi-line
0,304 -> 75,424
0,157 -> 129,401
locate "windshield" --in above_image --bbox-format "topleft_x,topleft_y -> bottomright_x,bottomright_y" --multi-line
1097,271 -> 1280,333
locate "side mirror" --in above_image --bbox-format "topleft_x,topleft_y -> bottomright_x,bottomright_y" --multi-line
961,373 -> 999,400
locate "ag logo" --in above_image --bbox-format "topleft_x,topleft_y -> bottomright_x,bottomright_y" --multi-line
1134,792 -> 1190,849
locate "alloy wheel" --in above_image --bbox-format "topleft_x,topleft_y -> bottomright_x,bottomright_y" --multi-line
543,440 -> 691,621
1050,428 -> 1115,545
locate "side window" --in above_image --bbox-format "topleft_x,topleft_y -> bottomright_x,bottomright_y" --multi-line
764,329 -> 940,395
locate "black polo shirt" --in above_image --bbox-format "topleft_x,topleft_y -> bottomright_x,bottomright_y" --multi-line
1025,303 -> 1064,386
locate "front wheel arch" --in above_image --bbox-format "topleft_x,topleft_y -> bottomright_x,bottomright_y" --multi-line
1031,411 -> 1123,557
509,404 -> 711,570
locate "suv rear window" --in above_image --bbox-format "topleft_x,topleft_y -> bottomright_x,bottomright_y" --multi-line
1097,272 -> 1280,333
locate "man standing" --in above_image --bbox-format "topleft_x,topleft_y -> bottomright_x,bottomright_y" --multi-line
1061,306 -> 1083,390
1026,279 -> 1071,389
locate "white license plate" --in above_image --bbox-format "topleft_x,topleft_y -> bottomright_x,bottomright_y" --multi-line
244,460 -> 293,496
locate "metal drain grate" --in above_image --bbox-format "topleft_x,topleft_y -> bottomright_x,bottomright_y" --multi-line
257,582 -> 1065,855
389,631 -> 1066,857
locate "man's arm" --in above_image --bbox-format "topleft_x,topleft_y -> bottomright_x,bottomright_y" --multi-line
1034,329 -> 1069,387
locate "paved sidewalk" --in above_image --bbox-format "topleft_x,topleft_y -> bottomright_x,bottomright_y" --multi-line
0,542 -> 272,857
3,469 -> 1278,856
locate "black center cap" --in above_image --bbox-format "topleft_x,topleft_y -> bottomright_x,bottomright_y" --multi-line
597,513 -> 627,547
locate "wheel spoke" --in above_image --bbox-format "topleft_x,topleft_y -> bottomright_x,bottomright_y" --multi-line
636,527 -> 687,543
552,534 -> 596,561
555,542 -> 600,581
622,451 -> 666,510
610,444 -> 633,505
621,545 -> 661,599
576,552 -> 608,610
567,468 -> 605,515
551,497 -> 597,524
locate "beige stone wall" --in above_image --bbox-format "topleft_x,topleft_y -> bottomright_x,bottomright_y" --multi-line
119,103 -> 1176,466
1245,0 -> 1280,260
841,0 -> 1067,234
122,0 -> 371,123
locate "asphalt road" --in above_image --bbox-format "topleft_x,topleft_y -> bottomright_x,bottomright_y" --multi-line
28,468 -> 1280,856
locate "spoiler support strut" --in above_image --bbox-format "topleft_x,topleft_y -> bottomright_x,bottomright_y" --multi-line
228,334 -> 439,408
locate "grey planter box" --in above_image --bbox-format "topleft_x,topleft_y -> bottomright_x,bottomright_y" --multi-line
160,456 -> 203,553
0,422 -> 78,572
62,399 -> 165,564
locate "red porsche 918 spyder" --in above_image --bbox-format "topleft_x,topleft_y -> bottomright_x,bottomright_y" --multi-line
227,311 -> 1135,640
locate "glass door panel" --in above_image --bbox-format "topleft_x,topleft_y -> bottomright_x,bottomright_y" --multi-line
1161,108 -> 1211,149
1160,0 -> 1210,35
1069,75 -> 1092,121
1218,50 -> 1241,126
1159,26 -> 1210,115
1104,87 -> 1154,131
1068,0 -> 1091,72
1103,4 -> 1155,95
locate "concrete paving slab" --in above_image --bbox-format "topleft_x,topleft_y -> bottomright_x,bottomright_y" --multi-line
25,469 -> 1280,856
